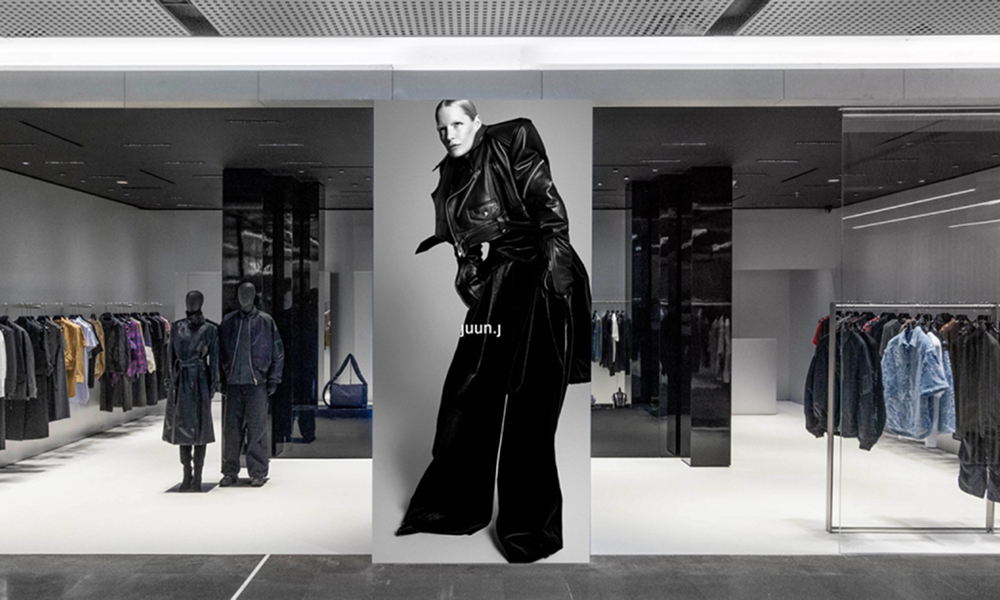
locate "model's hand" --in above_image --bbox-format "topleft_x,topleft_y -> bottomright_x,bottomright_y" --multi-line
267,383 -> 277,396
542,236 -> 573,298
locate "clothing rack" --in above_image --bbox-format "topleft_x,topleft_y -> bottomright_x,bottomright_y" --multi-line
826,302 -> 999,535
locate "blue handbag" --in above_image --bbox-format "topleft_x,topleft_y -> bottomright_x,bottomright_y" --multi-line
323,354 -> 368,409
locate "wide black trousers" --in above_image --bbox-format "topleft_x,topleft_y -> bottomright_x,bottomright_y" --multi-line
222,384 -> 270,479
400,254 -> 581,563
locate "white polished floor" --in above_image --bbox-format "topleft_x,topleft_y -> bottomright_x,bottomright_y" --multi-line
0,401 -> 996,555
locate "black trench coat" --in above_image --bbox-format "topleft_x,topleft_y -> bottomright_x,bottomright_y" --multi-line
162,316 -> 219,446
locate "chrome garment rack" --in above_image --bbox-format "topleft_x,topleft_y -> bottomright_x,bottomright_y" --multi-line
826,302 -> 999,534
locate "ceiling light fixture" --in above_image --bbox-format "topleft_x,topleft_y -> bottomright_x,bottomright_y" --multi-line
44,160 -> 85,165
0,143 -> 36,147
734,172 -> 767,177
123,143 -> 170,148
162,160 -> 205,165
828,179 -> 840,183
949,218 -> 1000,229
757,159 -> 799,164
795,141 -> 841,146
843,188 -> 976,221
281,161 -> 321,165
853,198 -> 1000,230
640,159 -> 682,164
116,180 -> 128,184
660,142 -> 707,146
193,174 -> 222,179
228,119 -> 281,125
258,143 -> 304,147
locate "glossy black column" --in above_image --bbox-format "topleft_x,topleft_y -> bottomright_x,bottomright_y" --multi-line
223,168 -> 320,457
683,167 -> 731,467
629,168 -> 731,466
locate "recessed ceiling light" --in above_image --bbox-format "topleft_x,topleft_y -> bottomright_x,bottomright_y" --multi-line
612,168 -> 619,173
843,189 -> 978,221
117,180 -> 128,184
123,143 -> 170,148
227,119 -> 281,125
44,160 -> 84,165
193,174 -> 222,179
875,158 -> 918,163
0,143 -> 36,147
597,183 -> 603,187
162,161 -> 205,165
21,161 -> 29,165
651,168 -> 659,172
87,175 -> 127,180
106,187 -> 114,191
640,159 -> 682,164
854,198 -> 1000,230
828,179 -> 840,183
259,143 -> 304,148
660,142 -> 707,147
80,179 -> 86,183
757,159 -> 799,164
795,141 -> 841,146
949,218 -> 1000,229
281,161 -> 321,166
623,176 -> 630,181
59,172 -> 66,177
735,172 -> 767,177
365,176 -> 371,181
167,197 -> 183,200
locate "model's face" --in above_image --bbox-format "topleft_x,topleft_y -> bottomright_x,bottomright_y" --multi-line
437,105 -> 481,158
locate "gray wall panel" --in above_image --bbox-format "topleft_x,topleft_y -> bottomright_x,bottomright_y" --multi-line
392,71 -> 542,100
782,69 -> 904,106
543,70 -> 784,105
0,71 -> 125,107
259,70 -> 391,104
904,69 -> 1000,104
125,71 -> 261,107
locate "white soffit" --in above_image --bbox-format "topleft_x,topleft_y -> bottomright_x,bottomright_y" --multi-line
740,0 -> 1000,36
4,37 -> 1000,70
0,0 -> 189,37
190,0 -> 732,37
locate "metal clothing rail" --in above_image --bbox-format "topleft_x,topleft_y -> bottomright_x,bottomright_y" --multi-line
826,302 -> 999,535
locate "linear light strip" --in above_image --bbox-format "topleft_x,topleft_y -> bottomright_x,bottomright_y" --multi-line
852,198 -> 1000,230
949,218 -> 1000,229
843,188 -> 976,221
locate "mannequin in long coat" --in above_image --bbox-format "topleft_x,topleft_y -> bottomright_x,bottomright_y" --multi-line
162,291 -> 220,492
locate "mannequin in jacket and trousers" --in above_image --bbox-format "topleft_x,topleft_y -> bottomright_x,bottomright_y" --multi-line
397,100 -> 591,563
218,282 -> 284,488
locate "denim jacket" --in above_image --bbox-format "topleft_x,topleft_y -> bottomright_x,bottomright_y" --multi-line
881,326 -> 950,439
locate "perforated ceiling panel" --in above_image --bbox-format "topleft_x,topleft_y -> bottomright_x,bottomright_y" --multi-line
739,0 -> 1000,36
0,0 -> 189,36
190,0 -> 731,36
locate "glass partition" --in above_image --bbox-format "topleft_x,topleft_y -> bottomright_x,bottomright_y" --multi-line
835,109 -> 1000,552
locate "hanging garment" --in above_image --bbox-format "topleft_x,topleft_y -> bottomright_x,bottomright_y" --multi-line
162,312 -> 219,446
591,312 -> 602,363
614,313 -> 631,376
68,317 -> 97,405
99,314 -> 133,413
55,317 -> 86,398
0,317 -> 36,401
0,328 -> 5,449
881,326 -> 951,440
39,318 -> 71,422
86,317 -> 106,387
0,321 -> 17,399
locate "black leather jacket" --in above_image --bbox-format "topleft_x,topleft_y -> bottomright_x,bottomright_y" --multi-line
416,118 -> 576,307
219,307 -> 284,391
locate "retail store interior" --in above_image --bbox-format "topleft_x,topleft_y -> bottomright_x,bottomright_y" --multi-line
1,103 -> 999,561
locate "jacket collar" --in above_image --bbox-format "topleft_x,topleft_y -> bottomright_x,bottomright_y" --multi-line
238,306 -> 260,320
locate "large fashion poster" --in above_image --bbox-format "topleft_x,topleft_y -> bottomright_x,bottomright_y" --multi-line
372,100 -> 592,563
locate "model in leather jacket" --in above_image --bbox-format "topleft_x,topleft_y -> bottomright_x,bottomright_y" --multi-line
399,100 -> 591,564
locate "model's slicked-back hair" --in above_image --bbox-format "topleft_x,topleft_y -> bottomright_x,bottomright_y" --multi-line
435,99 -> 479,122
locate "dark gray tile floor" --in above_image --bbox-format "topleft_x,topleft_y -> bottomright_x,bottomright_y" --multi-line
2,555 -> 1000,600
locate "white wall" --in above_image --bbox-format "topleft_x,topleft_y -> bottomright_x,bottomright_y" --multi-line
0,169 -> 162,467
732,209 -> 841,405
144,210 -> 222,321
733,209 -> 841,271
323,210 -> 374,395
733,270 -> 791,401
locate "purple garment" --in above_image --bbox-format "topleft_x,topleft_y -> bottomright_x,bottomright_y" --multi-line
125,320 -> 148,377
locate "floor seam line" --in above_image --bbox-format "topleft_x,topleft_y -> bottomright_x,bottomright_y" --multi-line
231,554 -> 270,600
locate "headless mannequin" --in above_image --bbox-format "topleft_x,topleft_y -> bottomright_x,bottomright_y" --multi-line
179,290 -> 207,493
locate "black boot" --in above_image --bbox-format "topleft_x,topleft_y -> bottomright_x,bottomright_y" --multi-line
179,446 -> 193,492
191,445 -> 206,493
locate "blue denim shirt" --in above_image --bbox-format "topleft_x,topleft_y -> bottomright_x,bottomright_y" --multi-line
881,326 -> 950,439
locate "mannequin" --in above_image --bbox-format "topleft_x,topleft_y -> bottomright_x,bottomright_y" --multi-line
218,282 -> 284,488
162,290 -> 219,492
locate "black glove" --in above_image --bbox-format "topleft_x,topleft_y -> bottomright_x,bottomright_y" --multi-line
455,254 -> 485,308
267,383 -> 278,396
542,235 -> 574,298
